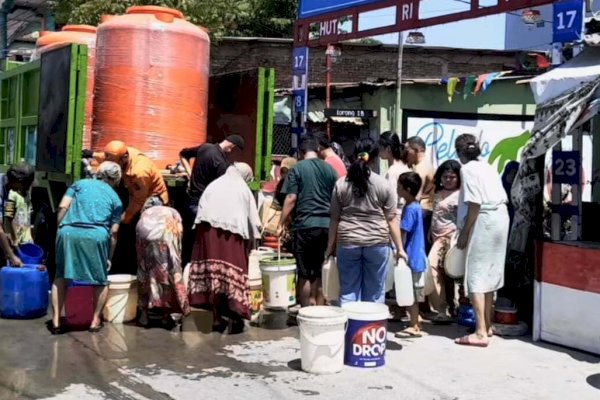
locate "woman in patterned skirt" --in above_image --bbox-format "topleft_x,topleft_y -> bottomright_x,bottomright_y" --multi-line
188,162 -> 260,334
136,198 -> 190,328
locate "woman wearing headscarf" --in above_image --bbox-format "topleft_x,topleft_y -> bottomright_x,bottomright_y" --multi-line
454,134 -> 509,347
136,198 -> 190,328
50,162 -> 123,334
188,162 -> 261,334
325,138 -> 406,305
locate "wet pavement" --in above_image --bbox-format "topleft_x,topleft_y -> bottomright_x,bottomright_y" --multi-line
0,313 -> 598,400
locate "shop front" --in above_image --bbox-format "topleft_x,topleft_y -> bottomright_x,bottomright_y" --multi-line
512,47 -> 600,355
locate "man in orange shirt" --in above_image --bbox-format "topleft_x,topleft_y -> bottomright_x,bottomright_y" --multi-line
103,140 -> 169,224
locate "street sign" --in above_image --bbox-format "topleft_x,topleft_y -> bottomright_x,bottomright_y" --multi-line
552,151 -> 580,185
298,0 -> 384,19
553,0 -> 585,43
292,47 -> 309,155
295,0 -> 556,46
324,109 -> 377,118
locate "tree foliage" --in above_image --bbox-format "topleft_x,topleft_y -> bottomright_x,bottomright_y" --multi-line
49,0 -> 298,38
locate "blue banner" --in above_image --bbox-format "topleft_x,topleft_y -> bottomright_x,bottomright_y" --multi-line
553,0 -> 584,43
299,0 -> 384,19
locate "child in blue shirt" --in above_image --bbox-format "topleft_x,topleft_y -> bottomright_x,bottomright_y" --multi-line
396,172 -> 428,338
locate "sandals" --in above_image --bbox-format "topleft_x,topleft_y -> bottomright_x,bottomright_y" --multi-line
88,322 -> 105,333
47,320 -> 67,335
455,334 -> 489,347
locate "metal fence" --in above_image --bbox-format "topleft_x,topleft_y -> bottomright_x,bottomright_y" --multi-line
272,124 -> 292,156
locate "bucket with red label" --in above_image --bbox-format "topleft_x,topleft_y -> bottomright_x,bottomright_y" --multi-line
342,302 -> 390,368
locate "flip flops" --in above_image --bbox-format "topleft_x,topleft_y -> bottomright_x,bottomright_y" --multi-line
395,328 -> 428,338
455,334 -> 489,347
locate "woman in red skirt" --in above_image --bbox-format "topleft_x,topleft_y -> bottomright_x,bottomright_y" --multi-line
188,162 -> 260,334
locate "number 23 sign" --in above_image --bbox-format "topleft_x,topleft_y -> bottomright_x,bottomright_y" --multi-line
552,151 -> 580,185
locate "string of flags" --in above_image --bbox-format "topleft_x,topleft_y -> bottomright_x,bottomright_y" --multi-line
443,71 -> 512,103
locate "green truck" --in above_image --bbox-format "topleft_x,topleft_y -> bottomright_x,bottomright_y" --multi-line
0,43 -> 274,269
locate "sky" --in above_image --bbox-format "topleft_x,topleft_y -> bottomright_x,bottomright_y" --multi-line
354,0 -> 568,50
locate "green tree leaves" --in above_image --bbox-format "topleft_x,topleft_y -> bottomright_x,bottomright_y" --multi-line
48,0 -> 299,39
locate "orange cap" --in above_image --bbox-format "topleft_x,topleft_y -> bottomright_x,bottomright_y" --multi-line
104,140 -> 128,159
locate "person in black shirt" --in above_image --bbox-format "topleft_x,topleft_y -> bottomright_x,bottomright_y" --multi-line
180,134 -> 246,208
179,134 -> 245,262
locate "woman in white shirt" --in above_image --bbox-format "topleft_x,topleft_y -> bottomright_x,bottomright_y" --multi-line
454,134 -> 509,348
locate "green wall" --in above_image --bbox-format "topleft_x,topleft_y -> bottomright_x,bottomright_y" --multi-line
363,79 -> 536,135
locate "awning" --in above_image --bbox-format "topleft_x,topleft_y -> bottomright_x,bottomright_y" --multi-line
530,47 -> 600,104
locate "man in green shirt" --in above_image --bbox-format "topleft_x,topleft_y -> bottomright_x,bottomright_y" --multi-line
277,138 -> 338,307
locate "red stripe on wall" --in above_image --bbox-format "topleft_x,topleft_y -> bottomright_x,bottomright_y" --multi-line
536,241 -> 600,295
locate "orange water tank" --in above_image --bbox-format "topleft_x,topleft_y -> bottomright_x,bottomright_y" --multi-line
92,6 -> 210,169
36,25 -> 97,150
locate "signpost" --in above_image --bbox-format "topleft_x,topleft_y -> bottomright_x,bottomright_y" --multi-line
291,47 -> 309,156
553,0 -> 585,43
299,0 -> 383,19
552,151 -> 581,185
295,0 -> 557,46
324,109 -> 376,118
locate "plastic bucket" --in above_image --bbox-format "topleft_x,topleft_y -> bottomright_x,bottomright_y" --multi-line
260,256 -> 296,309
248,278 -> 263,322
16,243 -> 44,265
298,306 -> 348,374
102,274 -> 138,323
342,302 -> 390,368
249,247 -> 276,281
65,281 -> 95,330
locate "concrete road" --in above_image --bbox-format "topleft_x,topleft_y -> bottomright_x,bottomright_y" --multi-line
0,315 -> 598,400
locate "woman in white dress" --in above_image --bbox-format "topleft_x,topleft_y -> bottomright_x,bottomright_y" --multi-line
454,134 -> 509,347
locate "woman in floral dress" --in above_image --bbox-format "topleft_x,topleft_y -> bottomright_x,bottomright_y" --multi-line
136,198 -> 190,327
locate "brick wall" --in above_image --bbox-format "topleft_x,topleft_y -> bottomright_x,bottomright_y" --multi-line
210,38 -> 520,89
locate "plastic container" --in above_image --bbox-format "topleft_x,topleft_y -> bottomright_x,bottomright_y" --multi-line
249,247 -> 275,281
16,243 -> 44,265
0,265 -> 49,319
394,259 -> 415,307
342,302 -> 389,368
65,281 -> 95,330
457,304 -> 476,328
102,274 -> 138,323
36,25 -> 97,149
260,256 -> 296,309
322,257 -> 339,301
494,307 -> 518,325
445,244 -> 466,278
248,278 -> 263,323
93,6 -> 210,168
298,306 -> 348,374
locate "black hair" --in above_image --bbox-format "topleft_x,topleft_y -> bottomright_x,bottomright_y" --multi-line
434,160 -> 461,192
379,131 -> 404,161
398,172 -> 422,197
315,132 -> 331,149
7,162 -> 35,187
455,133 -> 481,161
347,138 -> 378,197
299,138 -> 319,154
406,136 -> 426,152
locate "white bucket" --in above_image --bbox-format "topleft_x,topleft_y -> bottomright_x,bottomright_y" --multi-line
297,306 -> 348,374
249,247 -> 275,281
260,257 -> 296,309
102,274 -> 138,323
342,302 -> 390,368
